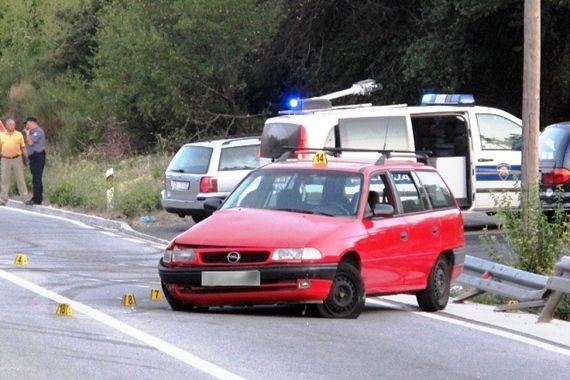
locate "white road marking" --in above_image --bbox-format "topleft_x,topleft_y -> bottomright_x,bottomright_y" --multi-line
124,238 -> 145,245
366,298 -> 570,357
4,207 -> 94,229
0,269 -> 245,380
100,231 -> 120,238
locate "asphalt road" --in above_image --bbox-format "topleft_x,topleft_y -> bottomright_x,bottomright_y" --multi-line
2,207 -> 569,379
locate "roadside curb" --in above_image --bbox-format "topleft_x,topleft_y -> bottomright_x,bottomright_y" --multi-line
6,200 -> 170,245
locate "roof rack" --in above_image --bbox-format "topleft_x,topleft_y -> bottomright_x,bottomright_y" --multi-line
274,146 -> 431,164
194,135 -> 260,144
221,135 -> 261,145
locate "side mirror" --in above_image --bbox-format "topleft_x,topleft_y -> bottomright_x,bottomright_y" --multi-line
204,198 -> 223,211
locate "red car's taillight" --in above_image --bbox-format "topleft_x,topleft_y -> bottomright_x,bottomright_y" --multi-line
542,168 -> 570,185
200,176 -> 218,193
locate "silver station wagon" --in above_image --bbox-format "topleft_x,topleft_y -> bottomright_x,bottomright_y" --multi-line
161,136 -> 266,223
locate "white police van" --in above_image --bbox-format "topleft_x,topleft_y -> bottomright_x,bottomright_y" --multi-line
260,80 -> 522,211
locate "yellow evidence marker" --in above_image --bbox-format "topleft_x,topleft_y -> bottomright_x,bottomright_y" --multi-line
312,151 -> 328,165
14,254 -> 28,265
56,303 -> 73,316
150,288 -> 163,301
122,293 -> 137,307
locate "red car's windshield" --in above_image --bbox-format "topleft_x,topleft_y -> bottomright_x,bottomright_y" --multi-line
223,170 -> 363,217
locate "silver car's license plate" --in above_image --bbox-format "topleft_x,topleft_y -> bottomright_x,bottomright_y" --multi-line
171,180 -> 190,191
201,270 -> 261,287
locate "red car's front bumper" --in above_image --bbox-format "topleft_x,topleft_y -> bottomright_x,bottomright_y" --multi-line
159,260 -> 337,306
164,279 -> 333,306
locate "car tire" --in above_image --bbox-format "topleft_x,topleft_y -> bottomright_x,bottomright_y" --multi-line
161,282 -> 208,312
416,256 -> 450,312
315,262 -> 365,319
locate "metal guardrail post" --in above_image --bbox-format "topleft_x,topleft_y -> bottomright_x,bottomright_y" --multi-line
538,256 -> 570,323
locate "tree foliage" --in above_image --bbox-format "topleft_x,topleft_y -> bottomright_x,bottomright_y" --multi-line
0,0 -> 568,154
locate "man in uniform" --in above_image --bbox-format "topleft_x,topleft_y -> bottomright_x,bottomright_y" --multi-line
24,116 -> 46,206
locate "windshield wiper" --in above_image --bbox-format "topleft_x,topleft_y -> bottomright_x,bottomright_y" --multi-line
275,208 -> 335,216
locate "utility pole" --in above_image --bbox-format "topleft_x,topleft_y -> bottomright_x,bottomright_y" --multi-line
521,0 -> 541,231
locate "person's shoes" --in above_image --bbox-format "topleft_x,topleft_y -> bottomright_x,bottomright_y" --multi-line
24,199 -> 35,206
0,199 -> 6,206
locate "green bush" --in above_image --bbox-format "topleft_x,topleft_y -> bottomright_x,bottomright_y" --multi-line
483,185 -> 570,274
557,295 -> 570,321
51,181 -> 84,207
481,184 -> 570,321
116,185 -> 161,218
44,153 -> 108,210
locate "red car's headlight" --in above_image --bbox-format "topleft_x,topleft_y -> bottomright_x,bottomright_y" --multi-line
272,248 -> 322,261
163,246 -> 196,264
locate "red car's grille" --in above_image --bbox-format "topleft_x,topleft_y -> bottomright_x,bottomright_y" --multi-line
200,251 -> 270,264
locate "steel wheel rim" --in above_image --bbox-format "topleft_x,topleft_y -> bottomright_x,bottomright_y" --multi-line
434,265 -> 448,302
326,275 -> 356,314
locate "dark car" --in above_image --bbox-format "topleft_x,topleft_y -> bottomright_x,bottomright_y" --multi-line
539,122 -> 570,209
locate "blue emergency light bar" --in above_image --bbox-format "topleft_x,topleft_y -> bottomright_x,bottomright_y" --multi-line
286,97 -> 332,111
288,98 -> 300,109
421,94 -> 475,106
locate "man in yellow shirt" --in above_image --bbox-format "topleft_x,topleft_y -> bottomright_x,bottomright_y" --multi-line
0,118 -> 28,205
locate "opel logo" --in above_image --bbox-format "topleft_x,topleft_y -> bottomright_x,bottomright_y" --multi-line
226,251 -> 241,264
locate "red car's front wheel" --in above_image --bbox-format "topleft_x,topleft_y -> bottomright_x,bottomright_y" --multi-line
315,262 -> 365,319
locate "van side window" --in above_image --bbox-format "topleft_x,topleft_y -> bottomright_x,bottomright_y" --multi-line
415,171 -> 453,209
477,114 -> 522,150
390,172 -> 427,213
338,116 -> 409,150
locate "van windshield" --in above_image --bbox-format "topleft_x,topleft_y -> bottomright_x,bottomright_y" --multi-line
260,123 -> 300,158
167,146 -> 212,174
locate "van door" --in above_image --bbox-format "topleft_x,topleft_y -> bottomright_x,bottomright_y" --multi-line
469,111 -> 522,210
410,113 -> 474,210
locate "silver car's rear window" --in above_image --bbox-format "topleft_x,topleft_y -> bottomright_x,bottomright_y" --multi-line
167,146 -> 213,174
219,145 -> 260,171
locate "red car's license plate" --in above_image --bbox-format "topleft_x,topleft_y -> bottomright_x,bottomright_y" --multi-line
201,270 -> 261,286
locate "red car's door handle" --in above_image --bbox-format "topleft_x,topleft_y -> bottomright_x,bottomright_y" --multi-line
432,226 -> 439,235
401,231 -> 408,241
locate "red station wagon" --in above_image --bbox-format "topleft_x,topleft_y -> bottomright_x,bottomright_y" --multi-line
158,150 -> 465,318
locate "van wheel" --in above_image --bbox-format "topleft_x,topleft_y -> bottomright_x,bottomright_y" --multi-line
315,262 -> 365,319
416,256 -> 450,311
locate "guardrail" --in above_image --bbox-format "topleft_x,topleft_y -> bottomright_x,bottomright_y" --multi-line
454,255 -> 570,322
